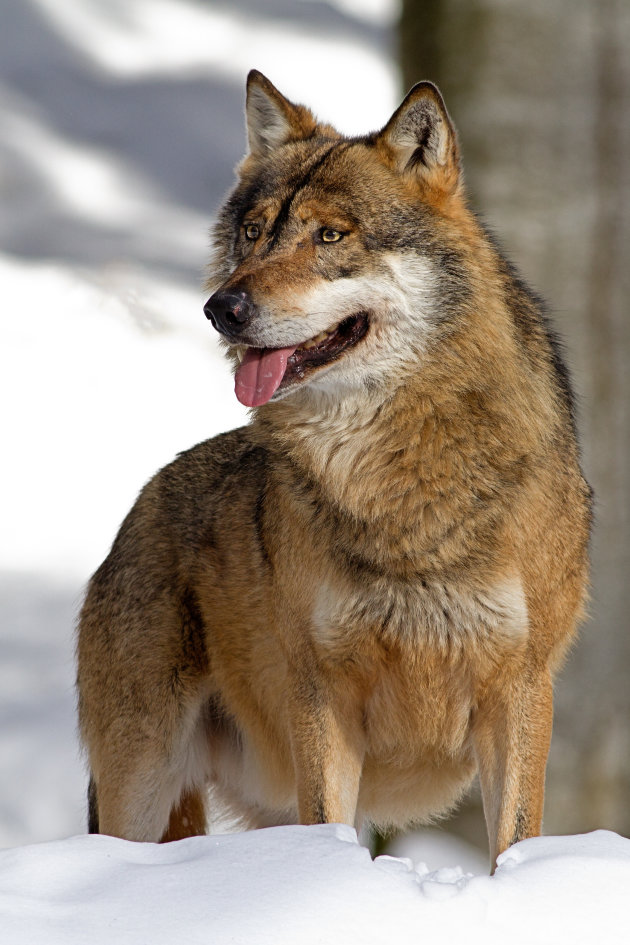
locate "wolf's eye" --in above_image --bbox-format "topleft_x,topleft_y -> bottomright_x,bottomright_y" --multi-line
320,228 -> 343,243
244,223 -> 260,240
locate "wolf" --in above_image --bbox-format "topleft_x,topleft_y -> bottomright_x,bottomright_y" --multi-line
77,70 -> 592,868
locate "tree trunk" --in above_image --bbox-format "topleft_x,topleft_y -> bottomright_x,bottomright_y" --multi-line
399,0 -> 630,840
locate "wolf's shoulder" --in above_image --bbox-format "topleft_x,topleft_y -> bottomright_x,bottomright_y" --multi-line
110,425 -> 271,558
156,425 -> 268,494
174,425 -> 261,467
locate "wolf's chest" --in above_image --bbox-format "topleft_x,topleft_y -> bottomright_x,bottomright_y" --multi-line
310,572 -> 528,765
311,572 -> 529,661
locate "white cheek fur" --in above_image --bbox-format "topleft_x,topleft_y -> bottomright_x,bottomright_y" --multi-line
294,253 -> 441,395
242,251 -> 439,349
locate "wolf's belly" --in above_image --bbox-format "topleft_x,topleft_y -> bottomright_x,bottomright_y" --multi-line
356,665 -> 478,827
207,640 -> 478,828
358,752 -> 476,829
209,716 -> 476,831
362,656 -> 475,763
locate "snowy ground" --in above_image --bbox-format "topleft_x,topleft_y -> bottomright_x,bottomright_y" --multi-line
2,826 -> 630,944
2,1 -> 629,941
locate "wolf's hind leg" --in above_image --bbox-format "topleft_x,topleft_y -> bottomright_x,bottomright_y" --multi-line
91,738 -> 207,843
160,787 -> 207,841
79,563 -> 212,842
85,685 -> 211,843
93,762 -> 183,842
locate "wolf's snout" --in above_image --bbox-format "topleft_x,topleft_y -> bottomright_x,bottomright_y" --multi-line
204,289 -> 254,337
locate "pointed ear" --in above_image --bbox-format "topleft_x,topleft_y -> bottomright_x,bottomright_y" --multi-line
245,70 -> 318,157
377,82 -> 461,198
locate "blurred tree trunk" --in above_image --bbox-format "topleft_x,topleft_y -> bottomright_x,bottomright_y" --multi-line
399,0 -> 630,841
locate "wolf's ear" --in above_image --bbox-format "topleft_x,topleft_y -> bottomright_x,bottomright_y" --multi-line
245,70 -> 317,157
377,82 -> 461,198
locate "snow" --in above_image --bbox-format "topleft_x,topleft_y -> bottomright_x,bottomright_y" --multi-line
1,1 -> 629,941
387,824 -> 488,875
1,826 -> 629,944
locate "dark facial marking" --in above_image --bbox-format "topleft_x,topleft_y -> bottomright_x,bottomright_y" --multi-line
266,140 -> 357,247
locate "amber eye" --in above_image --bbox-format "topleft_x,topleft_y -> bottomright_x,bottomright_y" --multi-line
244,223 -> 260,240
320,228 -> 343,243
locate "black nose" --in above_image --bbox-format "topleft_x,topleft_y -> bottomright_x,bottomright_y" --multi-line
204,289 -> 255,337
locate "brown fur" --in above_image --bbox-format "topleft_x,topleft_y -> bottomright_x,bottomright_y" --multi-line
77,72 -> 591,869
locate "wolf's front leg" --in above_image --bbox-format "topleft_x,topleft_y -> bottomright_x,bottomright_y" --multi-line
472,666 -> 553,870
288,676 -> 366,827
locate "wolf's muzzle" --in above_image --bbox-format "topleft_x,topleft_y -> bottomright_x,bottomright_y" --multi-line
204,289 -> 254,338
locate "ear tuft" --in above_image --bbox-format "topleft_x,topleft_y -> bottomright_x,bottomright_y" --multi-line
245,70 -> 316,157
378,82 -> 461,197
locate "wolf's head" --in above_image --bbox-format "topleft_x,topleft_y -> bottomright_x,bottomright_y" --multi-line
205,71 -> 471,409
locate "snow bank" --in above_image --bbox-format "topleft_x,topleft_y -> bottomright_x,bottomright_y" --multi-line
0,825 -> 628,944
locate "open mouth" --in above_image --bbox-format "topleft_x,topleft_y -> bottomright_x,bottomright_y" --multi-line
234,312 -> 369,407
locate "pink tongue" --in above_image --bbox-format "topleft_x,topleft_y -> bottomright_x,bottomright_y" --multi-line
235,345 -> 297,407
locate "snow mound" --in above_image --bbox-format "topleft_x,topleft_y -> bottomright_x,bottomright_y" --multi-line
0,825 -> 628,944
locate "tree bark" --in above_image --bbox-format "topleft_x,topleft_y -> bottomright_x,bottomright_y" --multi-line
399,0 -> 630,840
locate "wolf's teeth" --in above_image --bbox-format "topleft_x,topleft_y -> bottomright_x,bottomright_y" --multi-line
303,331 -> 331,349
235,348 -> 244,363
